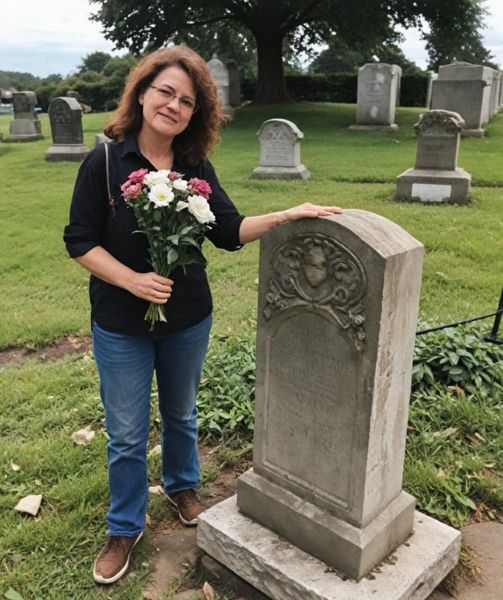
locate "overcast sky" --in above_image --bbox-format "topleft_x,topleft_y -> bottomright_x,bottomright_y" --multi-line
1,0 -> 502,78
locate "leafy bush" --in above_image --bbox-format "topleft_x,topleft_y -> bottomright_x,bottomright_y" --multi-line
412,324 -> 503,399
197,332 -> 256,440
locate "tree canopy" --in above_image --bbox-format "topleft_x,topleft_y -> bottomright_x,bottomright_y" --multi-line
90,0 -> 493,104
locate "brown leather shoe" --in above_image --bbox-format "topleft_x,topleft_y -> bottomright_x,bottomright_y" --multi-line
167,489 -> 205,526
93,531 -> 143,584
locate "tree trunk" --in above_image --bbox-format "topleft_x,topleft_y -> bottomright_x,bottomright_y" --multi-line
253,29 -> 291,104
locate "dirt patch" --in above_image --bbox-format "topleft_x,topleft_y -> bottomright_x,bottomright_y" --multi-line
0,335 -> 92,368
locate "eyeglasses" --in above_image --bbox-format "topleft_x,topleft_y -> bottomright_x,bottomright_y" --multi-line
149,85 -> 197,113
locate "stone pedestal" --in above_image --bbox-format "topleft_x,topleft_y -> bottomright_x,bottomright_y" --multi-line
396,110 -> 471,204
7,91 -> 43,142
396,168 -> 471,204
198,211 -> 460,598
199,496 -> 461,600
45,97 -> 89,162
251,119 -> 310,180
349,63 -> 401,131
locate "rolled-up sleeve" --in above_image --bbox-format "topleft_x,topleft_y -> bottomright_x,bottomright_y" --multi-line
203,160 -> 245,252
63,145 -> 108,258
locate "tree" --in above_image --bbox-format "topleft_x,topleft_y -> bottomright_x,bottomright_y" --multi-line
90,0 -> 491,104
78,51 -> 112,74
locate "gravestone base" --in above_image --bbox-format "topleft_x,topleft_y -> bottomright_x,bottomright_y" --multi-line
396,168 -> 471,204
45,144 -> 90,162
250,164 -> 310,180
460,128 -> 485,138
7,119 -> 43,142
237,469 -> 415,581
349,124 -> 399,132
198,496 -> 461,600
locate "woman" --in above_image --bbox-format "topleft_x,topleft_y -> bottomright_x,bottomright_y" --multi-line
64,44 -> 341,585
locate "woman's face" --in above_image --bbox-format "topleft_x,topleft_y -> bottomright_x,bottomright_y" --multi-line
139,65 -> 197,141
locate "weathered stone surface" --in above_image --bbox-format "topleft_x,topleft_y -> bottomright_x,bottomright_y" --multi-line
238,211 -> 423,578
207,54 -> 232,117
350,63 -> 401,129
396,168 -> 471,204
7,91 -> 43,142
226,60 -> 241,107
396,110 -> 471,204
413,110 -> 464,171
251,119 -> 310,180
45,97 -> 90,161
198,496 -> 462,600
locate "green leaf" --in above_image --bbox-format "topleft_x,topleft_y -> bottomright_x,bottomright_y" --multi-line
166,248 -> 179,265
5,589 -> 25,600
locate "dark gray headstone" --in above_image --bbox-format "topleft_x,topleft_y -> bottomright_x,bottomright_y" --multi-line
45,97 -> 90,161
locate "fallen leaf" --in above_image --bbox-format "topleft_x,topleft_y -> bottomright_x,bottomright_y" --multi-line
148,485 -> 163,495
14,494 -> 43,516
71,426 -> 95,445
148,444 -> 161,457
10,462 -> 21,472
435,426 -> 458,438
4,588 -> 25,600
202,581 -> 215,600
473,432 -> 485,442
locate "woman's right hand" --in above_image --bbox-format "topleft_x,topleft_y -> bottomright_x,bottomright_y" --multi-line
127,272 -> 174,304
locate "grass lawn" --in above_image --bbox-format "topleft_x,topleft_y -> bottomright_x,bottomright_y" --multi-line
0,103 -> 502,598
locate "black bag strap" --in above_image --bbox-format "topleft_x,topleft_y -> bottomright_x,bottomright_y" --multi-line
104,142 -> 117,217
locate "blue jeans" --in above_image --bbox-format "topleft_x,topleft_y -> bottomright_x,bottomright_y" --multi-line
92,314 -> 212,536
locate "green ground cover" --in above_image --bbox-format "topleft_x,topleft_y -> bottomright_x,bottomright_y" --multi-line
0,103 -> 502,598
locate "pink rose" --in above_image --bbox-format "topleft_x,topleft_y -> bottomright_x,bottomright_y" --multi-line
121,180 -> 143,199
188,178 -> 212,199
168,171 -> 183,181
128,168 -> 149,183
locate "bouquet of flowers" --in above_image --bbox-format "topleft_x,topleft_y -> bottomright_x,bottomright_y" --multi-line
121,168 -> 215,328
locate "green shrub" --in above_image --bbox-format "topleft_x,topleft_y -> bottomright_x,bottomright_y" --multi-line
412,324 -> 503,399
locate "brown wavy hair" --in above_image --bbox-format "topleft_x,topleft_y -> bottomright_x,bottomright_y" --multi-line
104,45 -> 226,165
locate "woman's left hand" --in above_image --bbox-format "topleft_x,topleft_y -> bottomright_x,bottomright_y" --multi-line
279,203 -> 343,223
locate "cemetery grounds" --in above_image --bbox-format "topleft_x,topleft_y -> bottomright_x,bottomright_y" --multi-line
0,103 -> 502,599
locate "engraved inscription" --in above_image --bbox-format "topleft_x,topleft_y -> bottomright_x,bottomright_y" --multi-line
50,100 -> 82,144
264,233 -> 367,351
262,126 -> 294,166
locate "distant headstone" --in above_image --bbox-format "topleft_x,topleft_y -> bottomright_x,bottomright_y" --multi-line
6,91 -> 43,142
226,59 -> 241,107
431,62 -> 493,137
250,118 -> 310,180
68,89 -> 92,113
198,211 -> 461,599
45,97 -> 90,162
349,63 -> 401,131
207,54 -> 232,117
396,109 -> 471,204
426,71 -> 438,108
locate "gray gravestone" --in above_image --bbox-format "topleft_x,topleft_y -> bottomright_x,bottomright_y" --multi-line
250,119 -> 310,180
45,97 -> 90,161
7,91 -> 43,142
207,54 -> 232,117
396,110 -> 471,204
426,71 -> 438,109
198,212 -> 461,599
431,62 -> 493,137
349,63 -> 401,131
226,59 -> 241,107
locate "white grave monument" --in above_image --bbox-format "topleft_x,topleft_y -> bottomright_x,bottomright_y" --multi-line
250,118 -> 310,180
350,63 -> 401,131
207,54 -> 233,117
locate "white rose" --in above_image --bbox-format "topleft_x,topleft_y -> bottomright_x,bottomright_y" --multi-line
148,183 -> 174,207
187,195 -> 216,224
144,169 -> 170,187
173,179 -> 188,192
